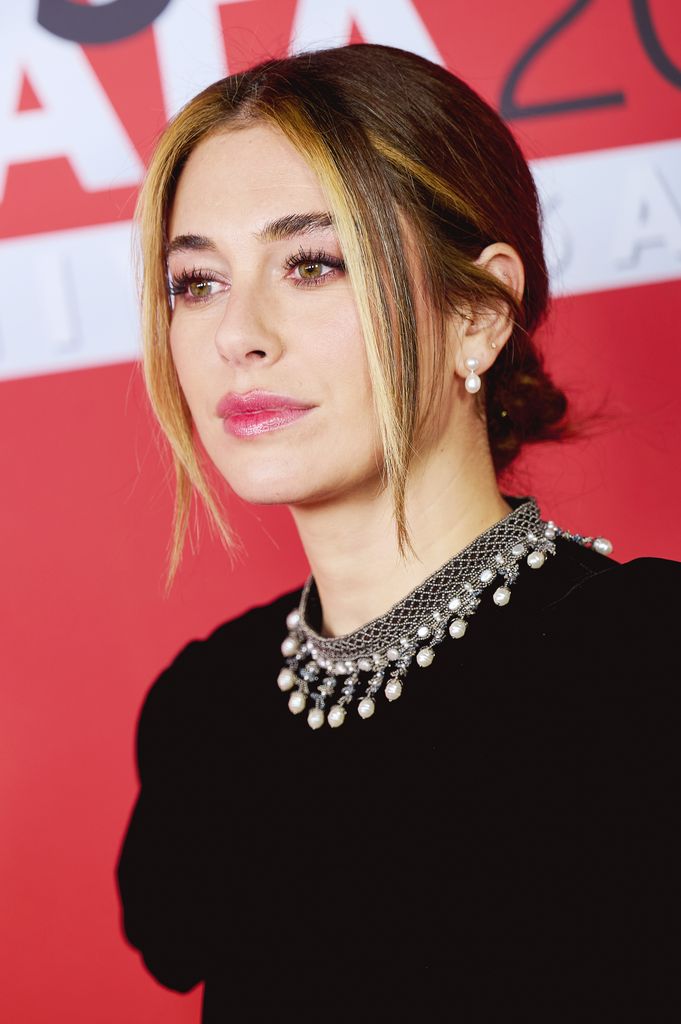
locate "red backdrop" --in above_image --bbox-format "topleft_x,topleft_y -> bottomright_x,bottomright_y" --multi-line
2,2 -> 680,1020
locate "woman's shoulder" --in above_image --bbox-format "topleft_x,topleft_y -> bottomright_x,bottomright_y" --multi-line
545,542 -> 681,610
162,583 -> 303,673
603,553 -> 681,588
206,584 -> 305,649
135,584 -> 304,743
534,543 -> 681,678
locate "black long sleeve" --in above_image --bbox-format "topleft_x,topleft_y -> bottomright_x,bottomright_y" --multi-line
117,640 -> 210,993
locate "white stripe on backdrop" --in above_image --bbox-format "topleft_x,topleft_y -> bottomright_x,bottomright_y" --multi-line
1,137 -> 679,382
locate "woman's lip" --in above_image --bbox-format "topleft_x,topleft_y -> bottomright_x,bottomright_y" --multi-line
216,389 -> 313,417
222,406 -> 313,438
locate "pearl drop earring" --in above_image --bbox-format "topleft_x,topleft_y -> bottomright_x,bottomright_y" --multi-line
464,357 -> 481,394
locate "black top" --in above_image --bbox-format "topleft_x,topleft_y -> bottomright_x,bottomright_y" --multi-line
116,513 -> 680,1021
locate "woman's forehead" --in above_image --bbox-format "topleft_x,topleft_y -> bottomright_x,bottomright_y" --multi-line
169,123 -> 329,236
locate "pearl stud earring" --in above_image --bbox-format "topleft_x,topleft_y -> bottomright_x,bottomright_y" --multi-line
464,357 -> 481,394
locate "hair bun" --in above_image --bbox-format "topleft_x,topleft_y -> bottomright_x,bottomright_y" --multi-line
486,347 -> 569,473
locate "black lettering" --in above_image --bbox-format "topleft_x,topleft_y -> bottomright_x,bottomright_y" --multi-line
631,0 -> 681,90
500,0 -> 625,121
38,0 -> 173,45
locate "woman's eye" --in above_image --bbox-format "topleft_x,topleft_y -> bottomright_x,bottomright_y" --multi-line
169,271 -> 226,305
188,279 -> 219,299
294,260 -> 328,281
286,249 -> 345,287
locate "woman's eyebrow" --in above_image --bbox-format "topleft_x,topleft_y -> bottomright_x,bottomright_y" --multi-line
165,233 -> 217,258
164,210 -> 333,258
165,212 -> 335,258
255,211 -> 334,242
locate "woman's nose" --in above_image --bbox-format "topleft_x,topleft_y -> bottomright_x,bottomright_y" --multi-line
212,284 -> 283,367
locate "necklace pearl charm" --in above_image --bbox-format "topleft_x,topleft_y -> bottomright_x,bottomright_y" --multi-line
307,706 -> 325,729
416,646 -> 435,667
527,550 -> 545,569
288,690 -> 306,714
286,609 -> 301,630
448,618 -> 467,639
594,537 -> 613,555
327,704 -> 346,728
277,667 -> 296,691
385,679 -> 402,701
281,636 -> 299,657
357,696 -> 375,719
493,585 -> 511,606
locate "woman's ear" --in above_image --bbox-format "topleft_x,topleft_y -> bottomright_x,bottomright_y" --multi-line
452,242 -> 525,380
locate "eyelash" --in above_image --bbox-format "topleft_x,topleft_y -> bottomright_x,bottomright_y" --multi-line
283,247 -> 346,286
168,247 -> 345,305
168,267 -> 217,304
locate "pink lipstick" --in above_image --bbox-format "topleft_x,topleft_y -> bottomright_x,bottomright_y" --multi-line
217,390 -> 314,438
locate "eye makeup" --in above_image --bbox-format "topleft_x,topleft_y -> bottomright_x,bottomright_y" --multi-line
167,247 -> 346,306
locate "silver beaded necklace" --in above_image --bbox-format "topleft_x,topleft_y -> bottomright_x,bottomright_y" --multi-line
277,498 -> 612,729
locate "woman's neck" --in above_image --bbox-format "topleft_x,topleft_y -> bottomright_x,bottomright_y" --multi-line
289,432 -> 512,638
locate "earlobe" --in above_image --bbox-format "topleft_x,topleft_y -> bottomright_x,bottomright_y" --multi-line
454,308 -> 506,385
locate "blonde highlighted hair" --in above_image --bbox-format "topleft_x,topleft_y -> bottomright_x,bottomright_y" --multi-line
136,43 -> 568,590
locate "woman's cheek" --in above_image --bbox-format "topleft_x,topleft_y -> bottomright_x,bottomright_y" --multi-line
170,327 -> 205,413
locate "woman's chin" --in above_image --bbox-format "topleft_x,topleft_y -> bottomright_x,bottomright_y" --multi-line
224,473 -> 325,508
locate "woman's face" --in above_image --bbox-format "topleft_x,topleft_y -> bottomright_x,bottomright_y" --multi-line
167,122 -> 385,508
167,121 -> 457,509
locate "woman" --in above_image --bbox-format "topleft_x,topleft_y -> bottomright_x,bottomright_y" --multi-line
116,44 -> 678,1020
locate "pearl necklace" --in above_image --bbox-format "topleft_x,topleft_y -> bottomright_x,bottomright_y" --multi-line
277,498 -> 612,729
